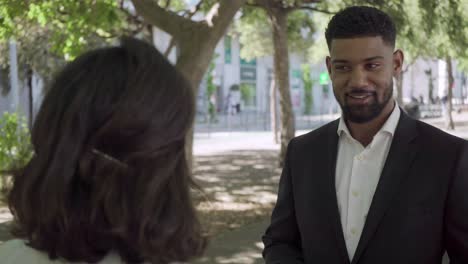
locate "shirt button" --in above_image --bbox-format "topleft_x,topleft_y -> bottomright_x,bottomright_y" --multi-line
350,228 -> 357,235
352,190 -> 359,197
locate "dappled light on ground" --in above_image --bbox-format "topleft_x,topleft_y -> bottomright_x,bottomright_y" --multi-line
193,150 -> 281,236
194,219 -> 269,264
0,208 -> 12,243
0,150 -> 282,244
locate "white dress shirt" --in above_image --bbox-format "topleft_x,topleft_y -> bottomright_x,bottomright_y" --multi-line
335,105 -> 400,261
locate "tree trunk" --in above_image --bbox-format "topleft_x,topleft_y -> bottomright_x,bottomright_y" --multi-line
269,8 -> 295,167
26,67 -> 33,129
177,36 -> 219,168
446,57 -> 455,130
396,71 -> 404,106
131,0 -> 245,168
270,77 -> 279,143
427,69 -> 435,104
461,74 -> 466,105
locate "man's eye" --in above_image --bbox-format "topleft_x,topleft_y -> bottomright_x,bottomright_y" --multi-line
335,65 -> 350,71
366,63 -> 380,70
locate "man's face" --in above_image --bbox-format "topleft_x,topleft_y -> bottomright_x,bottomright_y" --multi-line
326,37 -> 403,123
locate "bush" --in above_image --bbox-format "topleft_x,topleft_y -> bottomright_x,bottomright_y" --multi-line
240,83 -> 255,106
0,112 -> 33,196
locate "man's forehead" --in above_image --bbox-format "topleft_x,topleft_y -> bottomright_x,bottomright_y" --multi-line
329,36 -> 393,61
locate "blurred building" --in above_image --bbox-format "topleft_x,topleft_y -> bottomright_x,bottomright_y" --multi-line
1,29 -> 466,126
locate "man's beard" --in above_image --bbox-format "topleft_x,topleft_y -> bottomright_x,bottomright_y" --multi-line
336,82 -> 393,124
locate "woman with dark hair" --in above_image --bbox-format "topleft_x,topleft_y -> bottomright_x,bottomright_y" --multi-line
0,37 -> 206,263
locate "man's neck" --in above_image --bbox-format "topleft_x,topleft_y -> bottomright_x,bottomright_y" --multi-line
347,100 -> 395,146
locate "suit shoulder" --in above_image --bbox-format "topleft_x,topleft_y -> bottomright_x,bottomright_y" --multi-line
291,119 -> 338,146
415,119 -> 467,146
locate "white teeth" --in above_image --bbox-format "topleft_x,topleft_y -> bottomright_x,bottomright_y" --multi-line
350,95 -> 368,99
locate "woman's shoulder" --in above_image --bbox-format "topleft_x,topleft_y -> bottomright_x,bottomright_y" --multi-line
0,239 -> 124,263
0,239 -> 54,263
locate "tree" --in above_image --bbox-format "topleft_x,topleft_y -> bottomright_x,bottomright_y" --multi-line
0,0 -> 245,165
0,0 -> 134,129
0,112 -> 33,196
206,56 -> 218,123
131,0 -> 245,165
240,0 -> 333,166
301,64 -> 315,115
309,0 -> 467,129
346,0 -> 467,129
0,0 -> 129,73
419,0 -> 466,130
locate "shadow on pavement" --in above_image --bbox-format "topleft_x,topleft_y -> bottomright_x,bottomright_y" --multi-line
193,150 -> 281,236
194,218 -> 269,264
0,221 -> 12,243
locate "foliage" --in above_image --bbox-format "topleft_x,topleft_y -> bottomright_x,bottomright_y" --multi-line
206,56 -> 218,122
347,0 -> 467,65
0,0 -> 132,85
156,0 -> 188,12
0,0 -> 126,59
240,83 -> 255,106
301,64 -> 314,115
234,6 -> 317,61
0,112 -> 33,194
233,8 -> 272,60
306,11 -> 332,64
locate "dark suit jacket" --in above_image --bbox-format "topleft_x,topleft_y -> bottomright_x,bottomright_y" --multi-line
263,112 -> 468,264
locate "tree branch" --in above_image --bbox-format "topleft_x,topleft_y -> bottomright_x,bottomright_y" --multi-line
245,2 -> 262,8
296,5 -> 336,15
164,37 -> 176,57
131,0 -> 197,39
207,0 -> 245,35
251,0 -> 274,9
182,0 -> 204,19
299,0 -> 322,3
118,2 -> 145,26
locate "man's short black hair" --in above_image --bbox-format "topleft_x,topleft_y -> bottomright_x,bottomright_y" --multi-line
325,6 -> 396,49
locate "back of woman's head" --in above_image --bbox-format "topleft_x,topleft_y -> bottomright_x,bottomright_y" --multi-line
8,37 -> 206,263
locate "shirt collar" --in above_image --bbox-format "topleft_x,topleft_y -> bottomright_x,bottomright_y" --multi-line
337,102 -> 401,137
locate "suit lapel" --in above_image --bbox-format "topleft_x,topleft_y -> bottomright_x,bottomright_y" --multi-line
322,120 -> 351,264
351,112 -> 419,264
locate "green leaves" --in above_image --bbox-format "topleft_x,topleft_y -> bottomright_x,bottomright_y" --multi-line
235,3 -> 318,61
0,0 -> 126,65
0,112 -> 33,173
349,0 -> 467,66
301,64 -> 314,115
234,8 -> 272,60
0,0 -> 133,86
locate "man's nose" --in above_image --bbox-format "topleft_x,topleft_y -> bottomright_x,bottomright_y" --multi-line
349,69 -> 369,88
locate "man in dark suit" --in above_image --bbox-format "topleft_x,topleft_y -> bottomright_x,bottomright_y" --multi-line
262,6 -> 468,264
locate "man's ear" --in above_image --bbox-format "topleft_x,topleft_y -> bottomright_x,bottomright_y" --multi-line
326,56 -> 332,76
392,49 -> 404,78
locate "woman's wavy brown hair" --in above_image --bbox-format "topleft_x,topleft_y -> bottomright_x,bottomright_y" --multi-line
8,37 -> 206,263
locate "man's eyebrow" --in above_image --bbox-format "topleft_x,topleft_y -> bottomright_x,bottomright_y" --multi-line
364,56 -> 384,61
331,56 -> 384,64
331,59 -> 348,63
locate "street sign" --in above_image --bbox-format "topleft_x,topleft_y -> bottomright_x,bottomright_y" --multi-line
319,72 -> 329,85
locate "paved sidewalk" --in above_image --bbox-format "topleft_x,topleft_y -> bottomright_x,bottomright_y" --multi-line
195,218 -> 269,264
0,111 -> 465,264
193,112 -> 468,264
